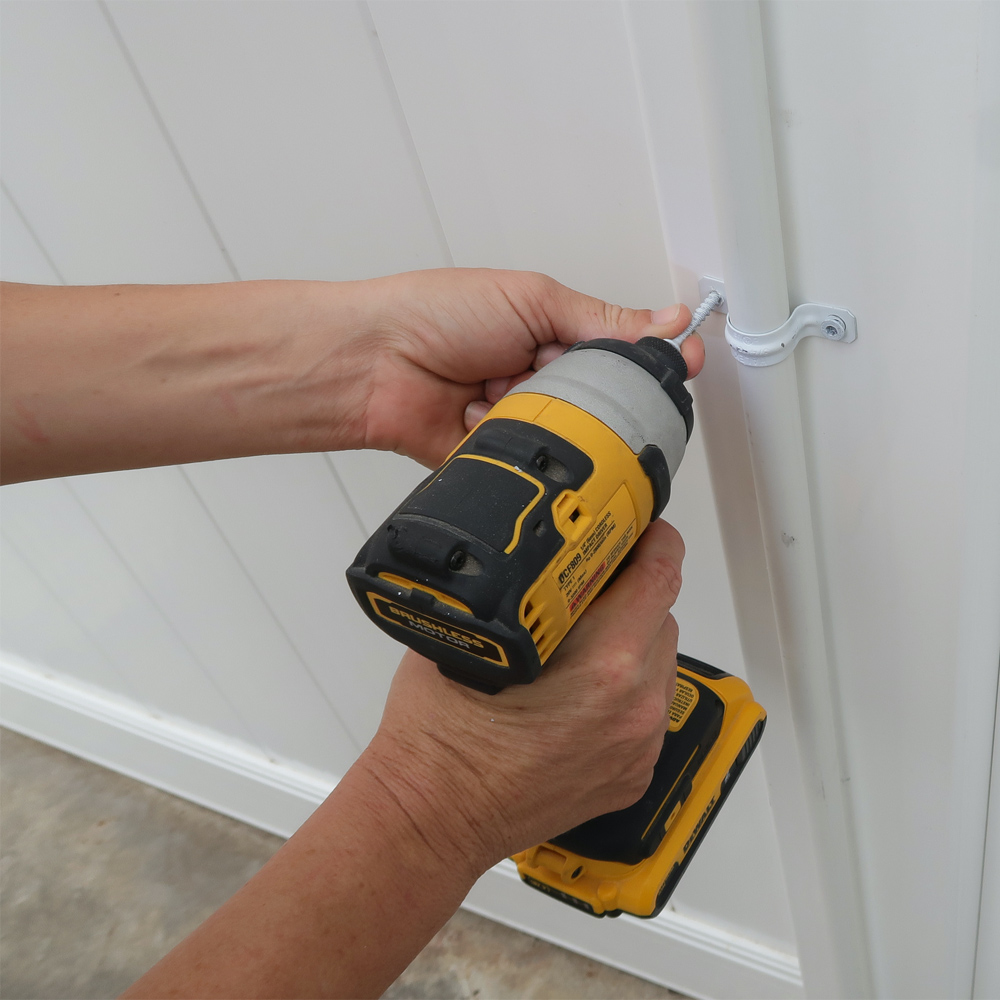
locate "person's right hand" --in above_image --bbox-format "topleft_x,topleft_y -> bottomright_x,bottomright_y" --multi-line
361,517 -> 685,871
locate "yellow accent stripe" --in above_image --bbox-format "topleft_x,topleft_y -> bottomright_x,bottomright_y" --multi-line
377,573 -> 472,614
451,454 -> 545,554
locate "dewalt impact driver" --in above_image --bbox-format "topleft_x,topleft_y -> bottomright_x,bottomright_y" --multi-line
347,295 -> 766,919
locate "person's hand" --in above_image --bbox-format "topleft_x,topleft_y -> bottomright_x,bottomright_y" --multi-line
359,517 -> 684,868
1,272 -> 702,482
359,269 -> 703,468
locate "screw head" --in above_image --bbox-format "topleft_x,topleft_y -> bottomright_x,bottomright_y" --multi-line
448,550 -> 466,571
534,454 -> 549,472
823,315 -> 847,340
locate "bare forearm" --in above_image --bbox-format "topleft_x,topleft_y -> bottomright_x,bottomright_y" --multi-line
122,738 -> 490,1000
0,280 -> 378,483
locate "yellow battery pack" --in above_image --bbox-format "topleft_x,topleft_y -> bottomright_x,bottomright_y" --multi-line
513,656 -> 766,919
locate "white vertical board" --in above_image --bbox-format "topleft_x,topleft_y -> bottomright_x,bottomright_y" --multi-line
66,466 -> 357,775
1,479 -> 251,739
182,453 -> 401,751
0,187 -> 62,284
0,1 -> 230,285
760,4 -> 994,995
105,0 -> 450,281
0,536 -> 121,693
967,7 -> 1000,996
370,0 -> 672,307
326,449 -> 430,537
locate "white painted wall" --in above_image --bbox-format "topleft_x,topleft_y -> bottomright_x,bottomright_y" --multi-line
2,3 -> 996,998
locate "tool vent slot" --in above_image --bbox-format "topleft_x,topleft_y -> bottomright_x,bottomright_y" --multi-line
534,623 -> 558,659
523,593 -> 557,658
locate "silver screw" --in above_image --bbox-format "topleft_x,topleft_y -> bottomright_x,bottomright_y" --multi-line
823,315 -> 847,340
668,290 -> 724,347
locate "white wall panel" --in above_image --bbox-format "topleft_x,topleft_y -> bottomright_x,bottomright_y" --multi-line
0,186 -> 62,284
0,1 -> 231,285
182,453 -> 401,751
761,4 -> 992,995
66,466 -> 357,775
370,0 -> 672,307
1,479 -> 251,739
327,449 -> 430,536
0,536 -> 121,694
106,0 -> 450,281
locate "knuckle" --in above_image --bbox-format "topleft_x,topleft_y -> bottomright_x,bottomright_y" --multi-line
598,647 -> 644,694
663,612 -> 679,644
631,693 -> 668,740
644,552 -> 683,603
602,301 -> 625,331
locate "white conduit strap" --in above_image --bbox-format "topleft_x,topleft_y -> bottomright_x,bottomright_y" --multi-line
726,303 -> 858,367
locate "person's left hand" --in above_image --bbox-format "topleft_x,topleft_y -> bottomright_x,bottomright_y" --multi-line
358,268 -> 702,468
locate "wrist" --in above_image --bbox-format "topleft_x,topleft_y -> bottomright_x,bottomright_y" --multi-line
234,279 -> 382,455
358,726 -> 508,881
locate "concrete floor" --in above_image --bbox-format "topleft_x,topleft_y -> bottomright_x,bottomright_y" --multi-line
1,728 -> 682,999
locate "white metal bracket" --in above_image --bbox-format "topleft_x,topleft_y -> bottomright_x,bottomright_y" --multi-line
725,301 -> 858,367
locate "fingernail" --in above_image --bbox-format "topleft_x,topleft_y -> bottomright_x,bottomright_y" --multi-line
464,400 -> 491,429
651,304 -> 683,325
533,343 -> 567,369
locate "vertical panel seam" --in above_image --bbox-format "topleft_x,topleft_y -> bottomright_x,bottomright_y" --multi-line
0,528 -> 140,706
62,479 -> 260,749
177,466 -> 362,756
619,2 -> 676,276
358,0 -> 455,268
1,180 -> 67,284
98,1 -> 242,282
321,453 -> 369,539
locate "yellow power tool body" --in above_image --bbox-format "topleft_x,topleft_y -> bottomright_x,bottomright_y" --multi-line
347,335 -> 765,919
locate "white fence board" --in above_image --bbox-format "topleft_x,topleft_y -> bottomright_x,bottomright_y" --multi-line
1,479 -> 249,738
370,0 -> 672,307
762,4 -> 992,995
326,449 -> 430,537
0,1 -> 230,285
106,0 -> 449,282
0,187 -> 62,284
182,453 -> 400,752
0,537 -> 121,694
66,466 -> 357,775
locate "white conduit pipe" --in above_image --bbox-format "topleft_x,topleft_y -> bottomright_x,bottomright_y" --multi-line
687,4 -> 874,997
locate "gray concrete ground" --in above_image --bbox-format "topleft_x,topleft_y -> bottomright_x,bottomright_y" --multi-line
1,729 -> 681,999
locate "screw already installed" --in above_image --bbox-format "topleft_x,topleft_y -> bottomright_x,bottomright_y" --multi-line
823,315 -> 848,340
668,290 -> 724,348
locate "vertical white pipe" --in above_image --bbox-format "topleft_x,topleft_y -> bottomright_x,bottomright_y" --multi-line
688,4 -> 874,997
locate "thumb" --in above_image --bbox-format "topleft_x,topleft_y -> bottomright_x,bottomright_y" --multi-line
539,280 -> 703,378
541,281 -> 691,346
